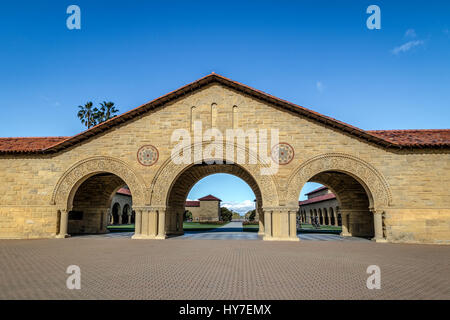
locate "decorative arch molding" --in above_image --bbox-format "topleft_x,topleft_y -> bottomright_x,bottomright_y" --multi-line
149,141 -> 279,207
286,153 -> 392,208
51,156 -> 146,209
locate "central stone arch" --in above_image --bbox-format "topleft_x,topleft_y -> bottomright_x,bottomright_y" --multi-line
132,141 -> 280,239
150,141 -> 279,207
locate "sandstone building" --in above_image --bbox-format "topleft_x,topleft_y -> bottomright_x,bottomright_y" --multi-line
185,194 -> 221,222
298,186 -> 341,227
0,73 -> 449,244
110,187 -> 134,225
109,191 -> 221,226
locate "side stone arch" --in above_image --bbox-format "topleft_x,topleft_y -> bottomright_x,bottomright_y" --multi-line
52,156 -> 146,210
286,153 -> 392,209
149,141 -> 279,207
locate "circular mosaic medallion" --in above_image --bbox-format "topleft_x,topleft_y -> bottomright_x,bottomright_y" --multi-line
137,145 -> 159,166
271,143 -> 294,165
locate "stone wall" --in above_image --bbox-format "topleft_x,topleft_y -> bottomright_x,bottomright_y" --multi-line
186,200 -> 220,222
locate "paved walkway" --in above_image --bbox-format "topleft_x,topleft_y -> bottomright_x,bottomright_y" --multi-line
0,237 -> 448,299
82,222 -> 368,242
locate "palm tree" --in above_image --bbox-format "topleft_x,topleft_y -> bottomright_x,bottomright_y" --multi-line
77,102 -> 99,129
98,101 -> 119,123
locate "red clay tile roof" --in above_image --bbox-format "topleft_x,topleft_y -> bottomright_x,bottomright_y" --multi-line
116,187 -> 131,196
367,129 -> 450,147
198,194 -> 222,201
1,73 -> 449,154
185,200 -> 200,207
305,186 -> 328,196
0,137 -> 69,153
299,193 -> 336,206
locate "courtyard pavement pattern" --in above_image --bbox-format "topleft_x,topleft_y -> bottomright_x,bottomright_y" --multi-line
82,221 -> 369,241
1,225 -> 449,300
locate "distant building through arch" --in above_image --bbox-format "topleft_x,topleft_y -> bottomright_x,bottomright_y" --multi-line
299,186 -> 341,227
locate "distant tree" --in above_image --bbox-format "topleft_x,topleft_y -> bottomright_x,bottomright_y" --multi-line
232,212 -> 241,220
184,210 -> 193,221
247,209 -> 256,221
77,101 -> 119,129
97,101 -> 119,123
77,102 -> 99,129
220,207 -> 233,222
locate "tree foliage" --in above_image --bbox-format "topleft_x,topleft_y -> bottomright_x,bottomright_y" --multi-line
77,101 -> 119,129
77,102 -> 97,129
232,212 -> 241,220
245,209 -> 256,221
220,207 -> 233,222
184,210 -> 193,221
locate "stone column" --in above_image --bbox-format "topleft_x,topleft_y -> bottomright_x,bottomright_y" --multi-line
176,210 -> 184,235
289,210 -> 298,240
118,213 -> 122,225
326,211 -> 331,226
56,209 -> 69,238
340,211 -> 352,237
263,209 -> 272,239
333,209 -> 338,226
371,209 -> 387,243
164,207 -> 176,235
257,208 -> 265,236
156,208 -> 166,239
263,207 -> 299,241
148,209 -> 158,237
132,209 -> 142,239
100,209 -> 109,233
141,209 -> 149,237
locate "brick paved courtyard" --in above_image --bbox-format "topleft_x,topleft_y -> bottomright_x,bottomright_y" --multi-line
0,237 -> 449,300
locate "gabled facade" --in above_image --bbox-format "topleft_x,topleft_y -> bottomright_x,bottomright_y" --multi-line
0,73 -> 449,244
185,194 -> 221,222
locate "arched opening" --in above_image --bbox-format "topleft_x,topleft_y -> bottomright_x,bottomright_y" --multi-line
65,173 -> 133,236
336,206 -> 342,226
329,207 -> 335,226
165,162 -> 262,238
112,203 -> 121,225
298,171 -> 374,238
122,204 -> 130,224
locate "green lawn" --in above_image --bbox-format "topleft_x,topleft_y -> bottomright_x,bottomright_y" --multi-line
242,224 -> 341,230
299,223 -> 342,231
242,223 -> 342,234
242,224 -> 259,232
183,222 -> 229,230
107,224 -> 135,232
107,222 -> 229,233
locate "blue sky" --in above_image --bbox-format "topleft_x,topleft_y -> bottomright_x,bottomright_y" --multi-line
1,1 -> 449,209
